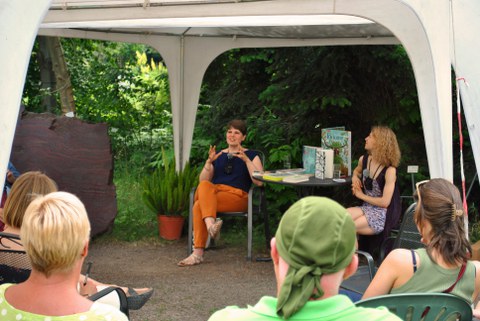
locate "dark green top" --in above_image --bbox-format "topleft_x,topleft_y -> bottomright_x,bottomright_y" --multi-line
391,248 -> 475,303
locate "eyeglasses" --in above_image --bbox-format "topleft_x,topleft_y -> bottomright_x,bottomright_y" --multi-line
224,153 -> 234,175
415,180 -> 430,205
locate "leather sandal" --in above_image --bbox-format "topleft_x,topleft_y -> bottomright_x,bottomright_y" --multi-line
208,219 -> 223,241
177,253 -> 204,267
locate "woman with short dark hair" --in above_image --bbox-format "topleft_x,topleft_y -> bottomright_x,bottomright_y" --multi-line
178,119 -> 263,266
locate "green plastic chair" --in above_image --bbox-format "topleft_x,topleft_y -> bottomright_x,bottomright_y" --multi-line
355,293 -> 472,321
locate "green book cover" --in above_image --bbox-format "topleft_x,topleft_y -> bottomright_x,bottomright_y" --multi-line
321,128 -> 351,177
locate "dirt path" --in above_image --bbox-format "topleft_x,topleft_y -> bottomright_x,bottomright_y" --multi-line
85,239 -> 276,321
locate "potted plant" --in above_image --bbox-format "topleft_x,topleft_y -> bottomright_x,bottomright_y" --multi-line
142,149 -> 198,240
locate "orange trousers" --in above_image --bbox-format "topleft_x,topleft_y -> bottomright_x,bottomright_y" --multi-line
193,180 -> 248,248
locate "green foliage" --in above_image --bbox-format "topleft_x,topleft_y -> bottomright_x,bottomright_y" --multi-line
23,39 -> 477,241
197,45 -> 429,224
142,149 -> 199,217
23,38 -> 173,160
468,201 -> 480,243
107,154 -> 159,241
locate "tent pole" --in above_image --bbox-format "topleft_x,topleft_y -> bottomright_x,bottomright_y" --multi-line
178,35 -> 185,170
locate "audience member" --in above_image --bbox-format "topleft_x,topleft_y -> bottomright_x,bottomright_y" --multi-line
363,178 -> 480,317
0,171 -> 153,310
5,162 -> 20,194
0,191 -> 129,320
1,161 -> 20,230
209,197 -> 401,320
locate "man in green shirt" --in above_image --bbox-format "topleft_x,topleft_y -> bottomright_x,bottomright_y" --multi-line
209,196 -> 401,321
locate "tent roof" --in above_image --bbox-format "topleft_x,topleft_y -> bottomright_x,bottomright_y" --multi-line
44,0 -> 396,41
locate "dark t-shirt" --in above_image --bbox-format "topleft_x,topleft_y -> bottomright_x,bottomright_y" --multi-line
212,150 -> 258,193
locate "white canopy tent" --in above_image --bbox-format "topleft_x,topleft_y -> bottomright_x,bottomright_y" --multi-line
1,0 -> 479,194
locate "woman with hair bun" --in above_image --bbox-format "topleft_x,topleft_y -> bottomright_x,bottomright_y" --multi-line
363,178 -> 480,316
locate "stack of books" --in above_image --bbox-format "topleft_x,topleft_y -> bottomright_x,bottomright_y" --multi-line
282,174 -> 311,183
258,169 -> 312,183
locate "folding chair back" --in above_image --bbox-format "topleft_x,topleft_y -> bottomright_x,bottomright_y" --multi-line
187,150 -> 268,261
0,232 -> 31,284
356,293 -> 472,321
379,202 -> 423,262
341,203 -> 423,296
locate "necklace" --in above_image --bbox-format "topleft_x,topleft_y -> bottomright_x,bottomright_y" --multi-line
368,158 -> 382,179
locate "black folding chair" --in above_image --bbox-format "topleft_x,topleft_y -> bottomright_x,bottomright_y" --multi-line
0,232 -> 31,284
378,202 -> 423,262
341,203 -> 423,296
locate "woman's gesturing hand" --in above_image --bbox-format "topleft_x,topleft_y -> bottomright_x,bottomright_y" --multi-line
207,145 -> 221,164
233,148 -> 250,163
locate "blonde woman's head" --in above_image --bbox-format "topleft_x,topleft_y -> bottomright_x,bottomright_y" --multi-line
369,126 -> 401,167
21,191 -> 91,277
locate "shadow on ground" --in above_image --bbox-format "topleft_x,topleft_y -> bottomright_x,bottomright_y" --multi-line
84,238 -> 276,321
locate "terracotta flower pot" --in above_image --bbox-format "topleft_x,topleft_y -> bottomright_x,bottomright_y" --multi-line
157,215 -> 185,240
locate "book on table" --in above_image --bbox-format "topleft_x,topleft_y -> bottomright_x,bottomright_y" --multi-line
315,148 -> 334,179
321,128 -> 352,177
302,145 -> 318,174
261,173 -> 285,181
303,146 -> 334,179
260,169 -> 311,182
282,174 -> 312,183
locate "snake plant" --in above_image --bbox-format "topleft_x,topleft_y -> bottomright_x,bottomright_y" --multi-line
142,149 -> 198,217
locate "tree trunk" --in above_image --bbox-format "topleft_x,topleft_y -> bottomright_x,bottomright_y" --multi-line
45,36 -> 76,116
37,36 -> 57,112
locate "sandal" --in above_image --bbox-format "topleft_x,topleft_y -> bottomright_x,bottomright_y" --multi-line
208,219 -> 223,241
177,253 -> 204,267
126,287 -> 154,310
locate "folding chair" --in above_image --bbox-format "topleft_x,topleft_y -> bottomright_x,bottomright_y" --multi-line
378,202 -> 423,262
0,232 -> 129,317
0,232 -> 31,284
341,203 -> 423,296
356,293 -> 472,321
187,150 -> 268,261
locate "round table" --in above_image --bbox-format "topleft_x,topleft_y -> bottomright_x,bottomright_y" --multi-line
253,174 -> 351,197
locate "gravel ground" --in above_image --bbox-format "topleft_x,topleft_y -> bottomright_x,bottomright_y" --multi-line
83,239 -> 276,321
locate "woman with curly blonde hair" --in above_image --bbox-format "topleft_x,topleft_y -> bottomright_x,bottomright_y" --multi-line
347,126 -> 401,235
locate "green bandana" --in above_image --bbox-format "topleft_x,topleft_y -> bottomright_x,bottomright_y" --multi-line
275,196 -> 356,319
